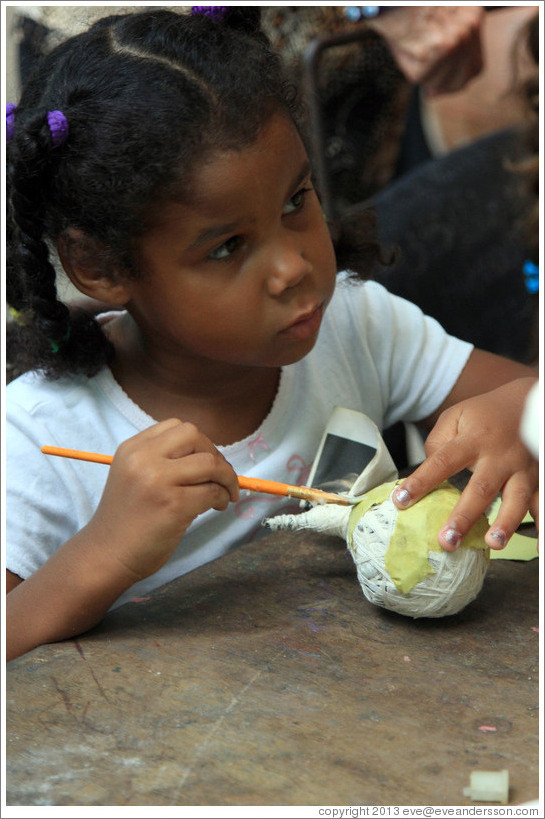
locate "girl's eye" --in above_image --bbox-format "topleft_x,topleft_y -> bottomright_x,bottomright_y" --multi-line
283,187 -> 312,215
208,235 -> 241,261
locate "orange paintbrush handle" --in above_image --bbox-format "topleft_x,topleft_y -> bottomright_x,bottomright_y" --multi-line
41,445 -> 114,465
237,475 -> 293,497
40,445 -> 351,505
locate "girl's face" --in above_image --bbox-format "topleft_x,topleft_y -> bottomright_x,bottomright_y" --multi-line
125,112 -> 337,372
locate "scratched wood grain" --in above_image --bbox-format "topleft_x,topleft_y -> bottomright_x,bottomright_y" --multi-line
5,531 -> 539,807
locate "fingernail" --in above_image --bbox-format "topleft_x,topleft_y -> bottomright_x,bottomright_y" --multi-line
443,528 -> 462,549
395,488 -> 411,508
488,529 -> 507,549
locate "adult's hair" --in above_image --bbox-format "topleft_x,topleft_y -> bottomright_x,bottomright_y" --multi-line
9,7 -> 380,378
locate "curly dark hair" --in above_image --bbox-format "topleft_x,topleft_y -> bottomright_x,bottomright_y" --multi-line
7,6 -> 380,378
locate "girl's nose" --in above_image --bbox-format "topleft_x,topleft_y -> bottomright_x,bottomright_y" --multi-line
266,239 -> 313,297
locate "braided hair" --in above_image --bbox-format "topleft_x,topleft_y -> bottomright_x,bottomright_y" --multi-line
7,6 -> 379,378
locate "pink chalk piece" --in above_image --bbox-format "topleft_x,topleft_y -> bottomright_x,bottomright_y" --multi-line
130,596 -> 150,603
531,626 -> 539,633
478,725 -> 498,733
403,655 -> 411,662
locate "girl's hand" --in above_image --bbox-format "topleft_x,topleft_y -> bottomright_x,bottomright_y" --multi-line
393,379 -> 539,551
6,418 -> 239,661
86,418 -> 240,581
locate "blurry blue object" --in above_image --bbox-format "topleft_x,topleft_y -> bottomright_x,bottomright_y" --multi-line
523,260 -> 539,294
344,7 -> 394,21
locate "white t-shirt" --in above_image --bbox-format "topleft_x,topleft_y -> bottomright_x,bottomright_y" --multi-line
5,280 -> 473,608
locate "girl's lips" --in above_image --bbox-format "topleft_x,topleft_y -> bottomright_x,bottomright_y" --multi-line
279,304 -> 323,341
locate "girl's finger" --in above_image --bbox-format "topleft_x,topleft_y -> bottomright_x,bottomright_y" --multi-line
114,418 -> 185,460
145,420 -> 215,460
174,481 -> 234,515
485,473 -> 537,550
120,420 -> 219,462
164,451 -> 239,502
127,417 -> 184,443
113,421 -> 239,502
436,467 -> 504,551
393,437 -> 475,509
529,490 -> 539,534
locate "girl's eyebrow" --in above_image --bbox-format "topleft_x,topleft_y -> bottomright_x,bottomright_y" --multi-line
291,160 -> 312,191
190,220 -> 243,250
189,159 -> 312,250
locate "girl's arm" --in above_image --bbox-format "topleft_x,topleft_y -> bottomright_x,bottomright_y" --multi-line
6,419 -> 239,661
393,349 -> 539,550
6,535 -> 143,661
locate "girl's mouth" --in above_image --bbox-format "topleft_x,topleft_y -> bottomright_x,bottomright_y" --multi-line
279,304 -> 323,340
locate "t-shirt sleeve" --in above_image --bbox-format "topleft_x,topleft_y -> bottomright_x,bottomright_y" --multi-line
347,280 -> 474,427
5,401 -> 94,581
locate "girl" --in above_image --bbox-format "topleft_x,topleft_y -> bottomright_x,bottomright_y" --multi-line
5,7 -> 538,661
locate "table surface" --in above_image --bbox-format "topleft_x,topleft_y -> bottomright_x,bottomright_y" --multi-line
5,528 -> 540,808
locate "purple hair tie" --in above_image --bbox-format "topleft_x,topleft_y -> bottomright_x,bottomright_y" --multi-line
6,103 -> 17,142
47,110 -> 69,147
191,6 -> 227,19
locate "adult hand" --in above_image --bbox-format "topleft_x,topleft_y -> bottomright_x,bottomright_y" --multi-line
393,378 -> 539,550
369,5 -> 485,95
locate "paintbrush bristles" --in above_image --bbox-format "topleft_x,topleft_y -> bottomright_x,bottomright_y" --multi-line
286,486 -> 352,506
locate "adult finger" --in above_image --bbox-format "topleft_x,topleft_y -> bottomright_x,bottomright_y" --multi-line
422,13 -> 484,94
423,51 -> 482,96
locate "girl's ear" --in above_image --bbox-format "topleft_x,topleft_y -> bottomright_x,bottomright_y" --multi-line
57,228 -> 132,306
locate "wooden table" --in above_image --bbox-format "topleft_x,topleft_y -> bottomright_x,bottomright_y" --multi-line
5,529 -> 540,808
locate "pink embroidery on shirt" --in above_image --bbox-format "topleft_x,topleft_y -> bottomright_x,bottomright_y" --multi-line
234,497 -> 259,519
234,493 -> 301,522
247,434 -> 269,461
286,454 -> 311,486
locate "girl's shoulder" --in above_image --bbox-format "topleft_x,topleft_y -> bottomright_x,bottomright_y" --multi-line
6,370 -> 89,411
5,369 -> 113,428
324,276 -> 472,367
329,276 -> 402,317
325,276 -> 415,340
331,276 -> 419,311
6,365 -> 155,436
329,275 -> 454,336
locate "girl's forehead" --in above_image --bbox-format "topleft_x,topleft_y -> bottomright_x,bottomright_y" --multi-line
187,114 -> 308,204
147,115 -> 310,236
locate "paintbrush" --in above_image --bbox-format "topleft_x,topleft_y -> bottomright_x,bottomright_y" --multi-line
40,445 -> 353,506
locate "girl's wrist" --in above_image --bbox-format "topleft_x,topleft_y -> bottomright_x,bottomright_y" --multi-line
72,522 -> 144,594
